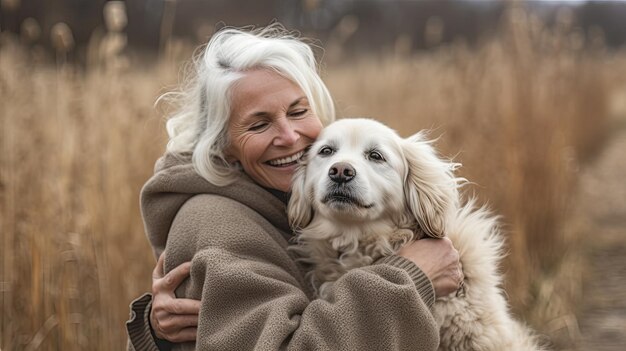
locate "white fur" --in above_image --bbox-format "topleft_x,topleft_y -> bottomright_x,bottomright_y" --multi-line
288,118 -> 543,350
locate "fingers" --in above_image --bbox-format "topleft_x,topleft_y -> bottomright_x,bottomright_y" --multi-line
160,298 -> 201,315
447,251 -> 464,296
152,302 -> 200,341
165,262 -> 192,290
154,314 -> 199,342
149,259 -> 200,343
157,314 -> 199,329
153,261 -> 192,293
153,254 -> 165,280
397,236 -> 464,297
166,327 -> 198,343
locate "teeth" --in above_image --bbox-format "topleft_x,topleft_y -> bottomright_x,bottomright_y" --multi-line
268,150 -> 304,166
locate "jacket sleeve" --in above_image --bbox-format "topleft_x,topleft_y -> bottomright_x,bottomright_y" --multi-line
126,293 -> 160,351
125,293 -> 174,351
172,197 -> 440,351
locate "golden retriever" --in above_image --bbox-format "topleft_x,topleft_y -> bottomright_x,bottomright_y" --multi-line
288,118 -> 543,350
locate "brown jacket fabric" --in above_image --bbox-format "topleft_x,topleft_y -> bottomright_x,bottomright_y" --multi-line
126,153 -> 439,351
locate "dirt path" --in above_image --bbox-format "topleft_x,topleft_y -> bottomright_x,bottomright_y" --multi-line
575,125 -> 626,350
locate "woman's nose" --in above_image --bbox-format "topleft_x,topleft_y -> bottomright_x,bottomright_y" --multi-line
273,119 -> 300,146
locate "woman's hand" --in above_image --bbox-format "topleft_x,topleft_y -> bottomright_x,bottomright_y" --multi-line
150,255 -> 201,342
397,237 -> 463,298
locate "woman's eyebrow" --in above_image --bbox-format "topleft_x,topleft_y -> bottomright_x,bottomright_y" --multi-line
289,96 -> 308,108
246,96 -> 308,119
250,111 -> 269,118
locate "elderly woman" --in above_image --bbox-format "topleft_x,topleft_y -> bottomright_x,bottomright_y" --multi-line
126,25 -> 463,351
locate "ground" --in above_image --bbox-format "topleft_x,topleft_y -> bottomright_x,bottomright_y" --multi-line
576,117 -> 626,350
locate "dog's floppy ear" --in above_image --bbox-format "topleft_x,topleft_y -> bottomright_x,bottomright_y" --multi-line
402,132 -> 460,238
288,160 -> 313,230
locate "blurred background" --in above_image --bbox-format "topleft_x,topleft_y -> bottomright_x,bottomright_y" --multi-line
1,0 -> 626,350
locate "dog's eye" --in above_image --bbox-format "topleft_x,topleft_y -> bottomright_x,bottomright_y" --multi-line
318,146 -> 334,156
368,151 -> 385,162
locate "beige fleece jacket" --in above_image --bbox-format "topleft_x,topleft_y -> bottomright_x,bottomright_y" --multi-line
126,153 -> 439,351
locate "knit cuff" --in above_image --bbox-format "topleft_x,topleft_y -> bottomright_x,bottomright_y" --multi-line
126,293 -> 160,351
376,255 -> 435,309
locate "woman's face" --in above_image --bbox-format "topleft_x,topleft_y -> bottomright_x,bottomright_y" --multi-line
227,69 -> 323,192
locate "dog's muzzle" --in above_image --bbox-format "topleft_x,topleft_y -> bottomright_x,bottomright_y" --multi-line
329,162 -> 356,184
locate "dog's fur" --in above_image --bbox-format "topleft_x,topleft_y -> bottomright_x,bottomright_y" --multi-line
288,118 -> 542,350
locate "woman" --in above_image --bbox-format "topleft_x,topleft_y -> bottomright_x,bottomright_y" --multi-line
127,25 -> 463,351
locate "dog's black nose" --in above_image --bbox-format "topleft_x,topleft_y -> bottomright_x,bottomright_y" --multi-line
329,162 -> 356,183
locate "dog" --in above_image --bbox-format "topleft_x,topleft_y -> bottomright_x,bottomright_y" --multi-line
288,118 -> 542,350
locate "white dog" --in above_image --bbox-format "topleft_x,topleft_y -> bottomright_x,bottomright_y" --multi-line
288,118 -> 543,350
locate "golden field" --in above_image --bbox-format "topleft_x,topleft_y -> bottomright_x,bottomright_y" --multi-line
2,10 -> 626,350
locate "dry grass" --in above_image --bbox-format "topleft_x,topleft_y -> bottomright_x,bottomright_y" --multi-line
2,9 -> 625,350
0,43 -> 171,349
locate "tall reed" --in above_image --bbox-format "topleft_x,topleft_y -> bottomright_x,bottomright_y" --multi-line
1,8 -> 623,350
323,8 -> 618,348
1,45 -> 171,349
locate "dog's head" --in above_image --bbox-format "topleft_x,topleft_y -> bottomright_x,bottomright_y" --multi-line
288,118 -> 461,238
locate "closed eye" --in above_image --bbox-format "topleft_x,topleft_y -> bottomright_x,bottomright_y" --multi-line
248,122 -> 269,131
289,109 -> 308,118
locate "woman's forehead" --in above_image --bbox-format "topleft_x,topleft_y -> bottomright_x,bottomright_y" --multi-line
231,70 -> 304,109
233,69 -> 298,92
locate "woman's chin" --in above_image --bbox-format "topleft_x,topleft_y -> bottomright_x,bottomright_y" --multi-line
272,165 -> 297,192
258,163 -> 298,192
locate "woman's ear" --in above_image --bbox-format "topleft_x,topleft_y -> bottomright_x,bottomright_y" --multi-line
402,132 -> 460,238
287,162 -> 314,230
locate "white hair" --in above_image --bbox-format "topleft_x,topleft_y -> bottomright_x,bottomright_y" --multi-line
162,24 -> 336,186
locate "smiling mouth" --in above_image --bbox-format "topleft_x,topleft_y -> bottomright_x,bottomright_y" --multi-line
266,150 -> 306,168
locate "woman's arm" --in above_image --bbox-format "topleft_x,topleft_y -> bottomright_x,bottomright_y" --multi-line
191,247 -> 439,351
171,195 -> 441,351
126,257 -> 200,351
150,255 -> 200,342
130,238 -> 461,350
